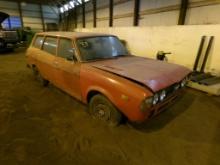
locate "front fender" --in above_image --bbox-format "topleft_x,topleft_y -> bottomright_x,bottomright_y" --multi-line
80,64 -> 153,121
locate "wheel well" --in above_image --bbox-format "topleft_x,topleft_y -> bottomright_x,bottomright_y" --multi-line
87,90 -> 101,103
31,64 -> 39,75
87,90 -> 127,122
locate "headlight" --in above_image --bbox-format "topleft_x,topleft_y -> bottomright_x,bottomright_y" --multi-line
141,90 -> 167,112
174,84 -> 180,90
181,78 -> 187,87
159,90 -> 166,101
152,93 -> 159,105
140,96 -> 153,112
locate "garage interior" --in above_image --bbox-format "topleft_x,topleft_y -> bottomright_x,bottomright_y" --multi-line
0,0 -> 220,165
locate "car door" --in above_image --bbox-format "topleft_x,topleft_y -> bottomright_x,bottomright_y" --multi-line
54,37 -> 81,100
36,36 -> 58,84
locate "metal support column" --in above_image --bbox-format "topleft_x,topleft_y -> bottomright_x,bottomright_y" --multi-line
17,2 -> 24,29
109,0 -> 113,27
133,0 -> 140,26
74,8 -> 78,29
178,0 -> 188,25
39,3 -> 45,31
93,0 -> 97,27
7,17 -> 11,30
82,0 -> 86,28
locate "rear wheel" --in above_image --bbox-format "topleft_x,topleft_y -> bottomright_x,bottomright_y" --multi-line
32,66 -> 49,87
89,94 -> 122,126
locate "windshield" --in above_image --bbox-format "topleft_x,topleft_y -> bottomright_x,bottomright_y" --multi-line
76,36 -> 130,61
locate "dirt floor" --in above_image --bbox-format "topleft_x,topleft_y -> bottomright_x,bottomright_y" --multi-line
0,48 -> 220,165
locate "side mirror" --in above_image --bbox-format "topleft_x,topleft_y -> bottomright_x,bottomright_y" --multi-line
66,48 -> 77,61
66,54 -> 74,61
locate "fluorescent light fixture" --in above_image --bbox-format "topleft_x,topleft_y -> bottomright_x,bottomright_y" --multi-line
60,7 -> 64,13
64,4 -> 69,11
77,0 -> 82,4
59,0 -> 91,13
69,1 -> 75,8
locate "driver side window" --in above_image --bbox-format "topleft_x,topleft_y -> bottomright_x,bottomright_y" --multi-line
58,38 -> 76,61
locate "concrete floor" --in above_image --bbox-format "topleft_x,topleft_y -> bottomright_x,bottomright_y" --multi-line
0,48 -> 220,165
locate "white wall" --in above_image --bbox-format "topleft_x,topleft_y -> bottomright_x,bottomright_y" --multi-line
139,0 -> 180,26
186,4 -> 220,25
73,0 -> 220,28
21,3 -> 43,31
114,0 -> 133,26
76,25 -> 220,75
0,1 -> 19,18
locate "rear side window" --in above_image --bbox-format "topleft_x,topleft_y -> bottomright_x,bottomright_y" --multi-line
42,37 -> 57,55
58,38 -> 76,60
33,36 -> 44,49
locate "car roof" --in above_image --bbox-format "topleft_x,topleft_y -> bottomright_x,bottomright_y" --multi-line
37,31 -> 115,39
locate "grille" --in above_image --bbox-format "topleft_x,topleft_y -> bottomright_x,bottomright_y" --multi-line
166,84 -> 176,96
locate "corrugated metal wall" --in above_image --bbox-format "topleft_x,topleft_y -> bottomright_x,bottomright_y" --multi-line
0,0 -> 59,32
65,0 -> 220,30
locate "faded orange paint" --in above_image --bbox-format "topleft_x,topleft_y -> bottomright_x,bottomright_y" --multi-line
26,32 -> 191,123
80,64 -> 153,121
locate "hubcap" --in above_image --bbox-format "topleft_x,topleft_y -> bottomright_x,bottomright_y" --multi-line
94,104 -> 110,121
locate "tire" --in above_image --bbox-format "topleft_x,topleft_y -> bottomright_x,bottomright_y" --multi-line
32,66 -> 49,87
89,94 -> 122,126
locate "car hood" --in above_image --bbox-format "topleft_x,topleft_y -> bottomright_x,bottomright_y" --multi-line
90,56 -> 191,92
0,12 -> 9,24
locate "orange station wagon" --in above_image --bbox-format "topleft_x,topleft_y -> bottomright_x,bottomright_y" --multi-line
26,32 -> 191,126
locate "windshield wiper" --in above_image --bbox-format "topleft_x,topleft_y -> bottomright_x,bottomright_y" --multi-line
115,54 -> 131,58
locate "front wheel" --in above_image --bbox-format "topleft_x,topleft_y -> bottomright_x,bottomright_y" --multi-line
89,94 -> 122,126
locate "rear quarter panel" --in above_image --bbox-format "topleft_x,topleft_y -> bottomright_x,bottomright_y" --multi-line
26,47 -> 39,66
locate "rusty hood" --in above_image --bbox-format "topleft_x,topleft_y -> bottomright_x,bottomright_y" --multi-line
90,56 -> 191,92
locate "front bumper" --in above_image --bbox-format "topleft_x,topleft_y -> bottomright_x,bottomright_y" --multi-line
149,89 -> 183,118
139,88 -> 184,122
